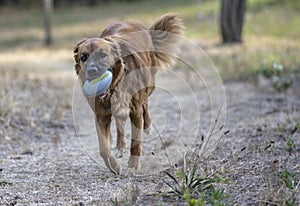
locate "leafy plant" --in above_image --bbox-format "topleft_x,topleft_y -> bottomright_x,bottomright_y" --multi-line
278,168 -> 295,190
164,154 -> 230,205
286,138 -> 296,154
278,168 -> 298,206
285,198 -> 297,206
164,158 -> 215,197
183,189 -> 206,206
260,62 -> 293,92
291,122 -> 300,134
209,188 -> 230,206
276,123 -> 298,154
0,180 -> 12,186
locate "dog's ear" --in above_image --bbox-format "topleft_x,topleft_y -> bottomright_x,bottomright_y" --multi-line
103,37 -> 125,90
109,59 -> 125,91
73,38 -> 88,75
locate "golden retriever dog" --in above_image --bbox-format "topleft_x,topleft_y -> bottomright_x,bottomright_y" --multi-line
73,14 -> 184,174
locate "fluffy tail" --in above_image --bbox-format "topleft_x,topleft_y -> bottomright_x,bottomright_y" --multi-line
148,13 -> 184,69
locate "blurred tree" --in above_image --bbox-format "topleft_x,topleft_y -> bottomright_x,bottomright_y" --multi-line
44,0 -> 53,46
0,0 -> 118,8
220,0 -> 246,43
87,0 -> 97,6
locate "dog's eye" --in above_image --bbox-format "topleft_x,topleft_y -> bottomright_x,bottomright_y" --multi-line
99,52 -> 107,58
80,53 -> 89,62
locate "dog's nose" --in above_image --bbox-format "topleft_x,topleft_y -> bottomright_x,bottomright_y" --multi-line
86,66 -> 98,77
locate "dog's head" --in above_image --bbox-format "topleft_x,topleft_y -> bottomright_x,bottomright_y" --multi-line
73,37 -> 121,81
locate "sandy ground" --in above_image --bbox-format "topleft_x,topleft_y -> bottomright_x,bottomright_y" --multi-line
0,67 -> 299,205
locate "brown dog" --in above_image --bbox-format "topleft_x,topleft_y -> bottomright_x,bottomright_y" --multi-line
73,14 -> 184,174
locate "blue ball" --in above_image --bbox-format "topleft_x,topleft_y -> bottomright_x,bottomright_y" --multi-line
82,70 -> 113,97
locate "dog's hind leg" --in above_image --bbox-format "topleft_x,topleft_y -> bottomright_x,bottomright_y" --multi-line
128,103 -> 144,173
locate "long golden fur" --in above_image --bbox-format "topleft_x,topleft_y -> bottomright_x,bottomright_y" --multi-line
73,14 -> 184,174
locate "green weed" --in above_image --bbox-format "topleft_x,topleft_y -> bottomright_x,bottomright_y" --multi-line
278,168 -> 295,190
291,122 -> 300,134
209,188 -> 230,206
286,198 -> 297,206
0,180 -> 12,187
164,163 -> 215,197
286,138 -> 296,153
278,168 -> 298,206
164,154 -> 230,205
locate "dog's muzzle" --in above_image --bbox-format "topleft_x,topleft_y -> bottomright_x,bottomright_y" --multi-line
86,66 -> 99,80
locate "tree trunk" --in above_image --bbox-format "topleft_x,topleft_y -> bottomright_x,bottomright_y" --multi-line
220,0 -> 246,43
44,0 -> 53,46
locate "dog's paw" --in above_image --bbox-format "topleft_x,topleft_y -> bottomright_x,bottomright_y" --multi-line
103,155 -> 122,175
125,167 -> 138,176
128,155 -> 141,174
110,159 -> 122,175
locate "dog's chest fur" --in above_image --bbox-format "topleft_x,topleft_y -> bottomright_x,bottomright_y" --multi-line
110,80 -> 131,119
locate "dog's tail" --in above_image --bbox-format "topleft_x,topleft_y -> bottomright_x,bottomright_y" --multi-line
148,13 -> 184,69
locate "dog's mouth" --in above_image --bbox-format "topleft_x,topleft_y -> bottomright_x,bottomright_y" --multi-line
86,65 -> 102,80
85,65 -> 111,81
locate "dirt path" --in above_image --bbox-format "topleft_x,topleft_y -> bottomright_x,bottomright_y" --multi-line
0,69 -> 299,205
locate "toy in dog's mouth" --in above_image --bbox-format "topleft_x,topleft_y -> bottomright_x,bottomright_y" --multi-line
82,70 -> 112,98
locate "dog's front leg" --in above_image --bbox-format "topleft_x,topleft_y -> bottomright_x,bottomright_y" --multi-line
142,101 -> 152,135
114,116 -> 126,158
95,115 -> 121,174
128,104 -> 143,173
